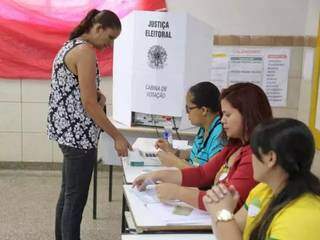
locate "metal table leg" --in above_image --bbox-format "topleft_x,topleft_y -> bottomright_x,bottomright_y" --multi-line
121,192 -> 129,233
108,165 -> 113,202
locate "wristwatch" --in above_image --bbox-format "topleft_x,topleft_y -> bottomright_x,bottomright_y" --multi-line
216,209 -> 234,223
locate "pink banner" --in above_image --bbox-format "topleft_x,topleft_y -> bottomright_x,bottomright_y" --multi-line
0,0 -> 166,79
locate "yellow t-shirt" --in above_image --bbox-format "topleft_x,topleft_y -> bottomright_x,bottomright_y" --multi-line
243,183 -> 320,240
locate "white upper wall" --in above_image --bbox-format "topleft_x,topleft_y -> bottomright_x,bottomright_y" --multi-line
166,0 -> 310,35
305,0 -> 320,35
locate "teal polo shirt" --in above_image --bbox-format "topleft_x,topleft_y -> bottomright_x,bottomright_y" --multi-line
188,115 -> 223,166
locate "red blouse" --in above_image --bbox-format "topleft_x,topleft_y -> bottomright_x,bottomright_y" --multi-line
181,144 -> 257,211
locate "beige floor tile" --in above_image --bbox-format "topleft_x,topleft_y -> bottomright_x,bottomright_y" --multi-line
0,169 -> 123,240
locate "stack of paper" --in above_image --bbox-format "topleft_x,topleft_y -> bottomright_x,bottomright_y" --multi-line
146,202 -> 211,225
129,186 -> 160,204
130,186 -> 211,226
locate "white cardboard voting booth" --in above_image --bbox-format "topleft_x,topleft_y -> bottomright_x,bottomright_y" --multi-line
113,10 -> 213,129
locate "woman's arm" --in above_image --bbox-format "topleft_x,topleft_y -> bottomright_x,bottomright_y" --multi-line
204,185 -> 246,240
234,206 -> 247,233
181,147 -> 229,188
177,149 -> 190,160
133,170 -> 201,208
225,155 -> 256,209
155,140 -> 190,159
155,184 -> 200,208
132,169 -> 182,190
213,220 -> 242,240
157,151 -> 191,169
75,45 -> 131,156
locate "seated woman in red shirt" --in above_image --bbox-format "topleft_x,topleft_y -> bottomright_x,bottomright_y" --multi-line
133,82 -> 273,211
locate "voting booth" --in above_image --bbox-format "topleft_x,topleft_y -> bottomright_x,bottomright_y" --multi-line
113,10 -> 213,129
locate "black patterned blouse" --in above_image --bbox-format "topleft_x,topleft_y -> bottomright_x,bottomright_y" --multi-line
47,39 -> 101,149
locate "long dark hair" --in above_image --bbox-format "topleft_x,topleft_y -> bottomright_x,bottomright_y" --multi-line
69,9 -> 121,40
220,82 -> 273,144
249,118 -> 320,240
188,81 -> 220,113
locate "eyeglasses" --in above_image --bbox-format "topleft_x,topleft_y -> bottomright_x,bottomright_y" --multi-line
185,105 -> 198,113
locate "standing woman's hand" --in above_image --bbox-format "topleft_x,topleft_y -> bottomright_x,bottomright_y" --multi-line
114,134 -> 132,157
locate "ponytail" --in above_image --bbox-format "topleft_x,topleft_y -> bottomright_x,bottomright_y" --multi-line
69,9 -> 100,40
69,9 -> 121,40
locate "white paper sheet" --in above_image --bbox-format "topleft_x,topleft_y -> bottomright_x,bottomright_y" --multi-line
145,202 -> 211,225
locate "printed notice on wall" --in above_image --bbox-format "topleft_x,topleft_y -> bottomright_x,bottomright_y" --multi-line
211,47 -> 290,107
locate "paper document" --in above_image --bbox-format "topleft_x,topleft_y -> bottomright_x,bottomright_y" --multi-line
130,186 -> 211,225
130,186 -> 160,204
146,201 -> 211,225
124,184 -> 211,228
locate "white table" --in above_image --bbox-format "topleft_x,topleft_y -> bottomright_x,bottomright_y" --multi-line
123,185 -> 212,233
97,118 -> 196,199
121,159 -> 174,233
121,234 -> 215,240
93,119 -> 196,219
122,157 -> 172,184
99,119 -> 197,166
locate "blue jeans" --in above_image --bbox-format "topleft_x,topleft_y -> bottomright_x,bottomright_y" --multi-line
55,144 -> 96,240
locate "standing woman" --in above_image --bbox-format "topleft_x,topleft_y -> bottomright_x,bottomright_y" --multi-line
47,9 -> 131,240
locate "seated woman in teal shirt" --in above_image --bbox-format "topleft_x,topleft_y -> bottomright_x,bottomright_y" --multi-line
156,81 -> 223,169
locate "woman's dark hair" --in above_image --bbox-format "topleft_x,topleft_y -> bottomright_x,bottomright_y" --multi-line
220,82 -> 272,144
249,118 -> 320,240
188,81 -> 220,113
69,9 -> 121,40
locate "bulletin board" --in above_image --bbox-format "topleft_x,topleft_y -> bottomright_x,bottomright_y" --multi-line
309,19 -> 320,149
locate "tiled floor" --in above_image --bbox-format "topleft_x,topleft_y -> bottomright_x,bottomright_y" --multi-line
0,169 -> 123,240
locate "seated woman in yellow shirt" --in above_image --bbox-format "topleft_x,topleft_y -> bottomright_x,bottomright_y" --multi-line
203,118 -> 320,240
